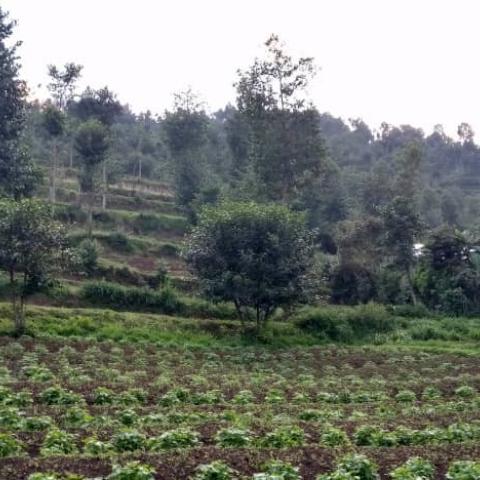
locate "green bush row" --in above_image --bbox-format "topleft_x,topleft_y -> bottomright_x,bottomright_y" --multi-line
80,281 -> 236,320
294,303 -> 397,342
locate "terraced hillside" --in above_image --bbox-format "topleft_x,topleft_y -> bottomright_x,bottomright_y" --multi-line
36,170 -> 196,298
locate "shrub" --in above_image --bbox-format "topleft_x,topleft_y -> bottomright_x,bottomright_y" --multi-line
389,304 -> 431,318
83,436 -> 112,456
40,386 -> 83,406
262,426 -> 305,448
353,425 -> 382,446
232,390 -> 255,405
446,461 -> 480,480
107,462 -> 155,480
112,430 -> 146,453
193,461 -> 237,480
81,281 -> 182,315
0,433 -> 23,457
320,427 -> 349,447
395,390 -> 416,403
63,407 -> 93,428
294,307 -> 354,342
23,416 -> 52,431
318,454 -> 378,480
391,457 -> 434,480
215,428 -> 253,447
254,461 -> 301,480
93,387 -> 116,405
295,304 -> 396,342
148,428 -> 199,450
41,429 -> 77,455
103,232 -> 135,253
76,239 -> 99,276
455,386 -> 476,398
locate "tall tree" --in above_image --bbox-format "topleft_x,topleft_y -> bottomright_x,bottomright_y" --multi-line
234,34 -> 326,203
163,89 -> 209,217
47,63 -> 83,111
0,198 -> 69,334
0,7 -> 38,199
71,87 -> 122,209
383,196 -> 423,305
42,103 -> 65,203
46,62 -> 82,189
74,119 -> 109,235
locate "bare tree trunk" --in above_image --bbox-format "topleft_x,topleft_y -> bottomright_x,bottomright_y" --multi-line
406,267 -> 417,306
69,140 -> 74,169
102,163 -> 107,210
49,142 -> 58,204
10,271 -> 25,336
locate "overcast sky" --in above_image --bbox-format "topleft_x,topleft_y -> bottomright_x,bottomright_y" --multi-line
4,0 -> 480,137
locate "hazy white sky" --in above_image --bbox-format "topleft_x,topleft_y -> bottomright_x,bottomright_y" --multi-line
3,0 -> 480,137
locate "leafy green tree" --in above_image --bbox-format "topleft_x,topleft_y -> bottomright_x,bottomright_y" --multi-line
0,7 -> 39,199
185,201 -> 315,333
416,228 -> 480,314
163,89 -> 209,216
383,196 -> 423,305
234,35 -> 326,203
74,119 -> 109,235
46,62 -> 82,187
0,198 -> 69,334
47,63 -> 83,111
42,103 -> 65,203
71,87 -> 122,209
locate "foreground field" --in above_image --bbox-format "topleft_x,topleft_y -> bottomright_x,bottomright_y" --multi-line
1,332 -> 480,479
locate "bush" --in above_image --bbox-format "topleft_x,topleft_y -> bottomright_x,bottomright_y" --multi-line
112,430 -> 146,453
107,462 -> 155,480
0,433 -> 23,457
391,457 -> 434,480
148,428 -> 199,450
193,461 -> 237,480
41,429 -> 77,455
318,454 -> 378,480
294,307 -> 354,342
320,426 -> 349,447
395,390 -> 416,403
103,232 -> 135,253
389,304 -> 431,318
215,428 -> 253,447
81,281 -> 182,315
261,426 -> 305,448
132,213 -> 186,235
295,304 -> 396,342
254,461 -> 301,480
76,239 -> 99,276
39,386 -> 83,406
446,461 -> 480,480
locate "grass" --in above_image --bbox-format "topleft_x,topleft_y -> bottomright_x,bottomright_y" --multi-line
1,302 -> 480,354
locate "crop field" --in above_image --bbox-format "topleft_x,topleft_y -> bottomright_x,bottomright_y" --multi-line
1,338 -> 480,479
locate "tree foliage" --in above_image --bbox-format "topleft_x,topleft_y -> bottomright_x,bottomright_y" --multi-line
185,201 -> 315,332
0,7 -> 38,199
0,198 -> 70,333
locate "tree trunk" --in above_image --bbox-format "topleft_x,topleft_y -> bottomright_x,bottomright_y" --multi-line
86,192 -> 94,238
49,141 -> 58,204
406,267 -> 417,306
14,296 -> 26,336
102,163 -> 107,210
69,140 -> 74,169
